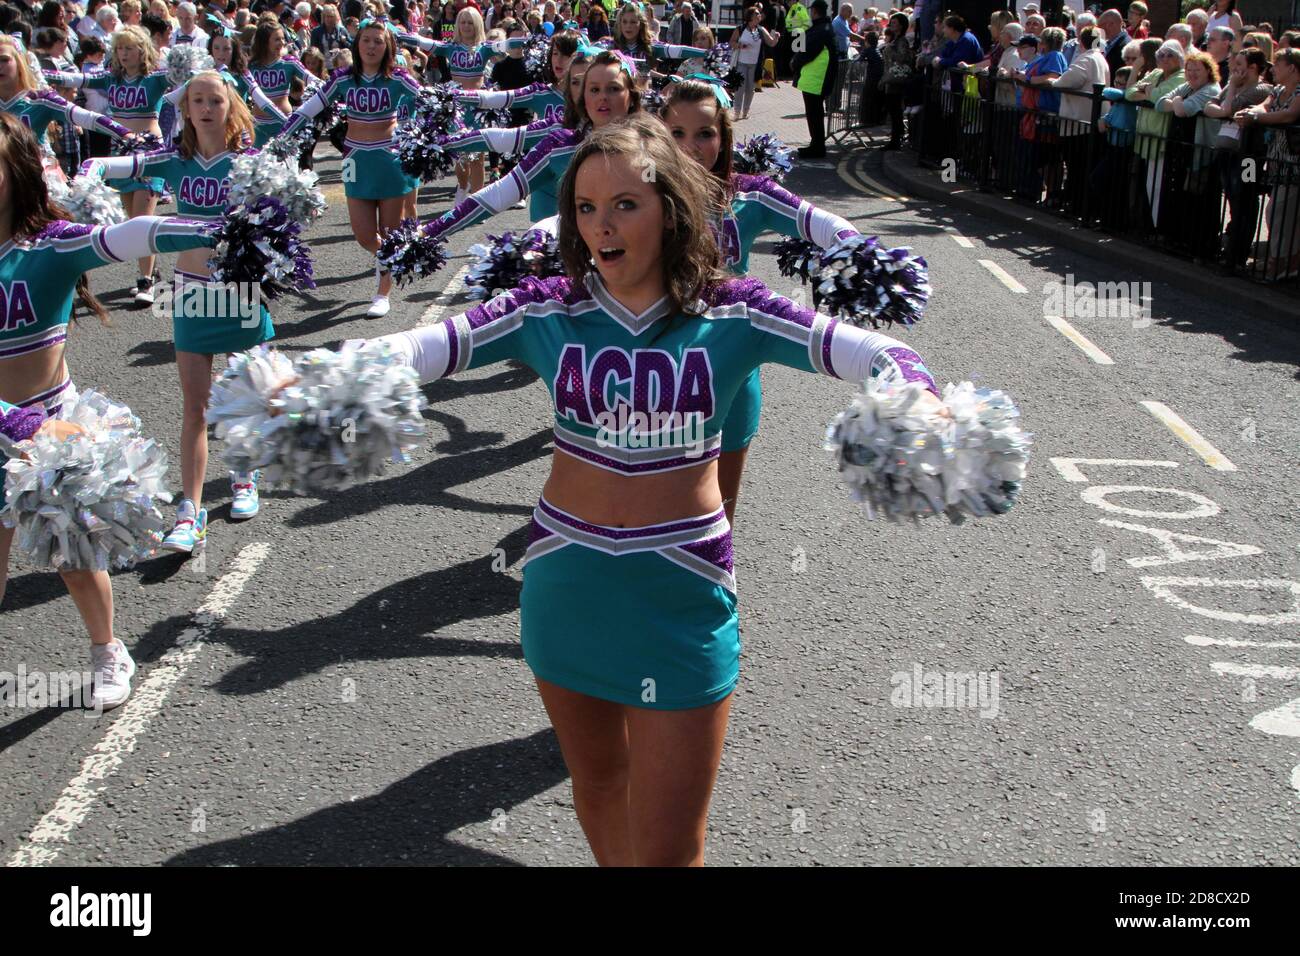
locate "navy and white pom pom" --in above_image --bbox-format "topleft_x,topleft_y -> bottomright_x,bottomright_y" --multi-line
225,149 -> 326,225
825,378 -> 1030,523
166,45 -> 216,87
0,390 -> 172,570
464,229 -> 562,300
733,133 -> 794,181
395,118 -> 456,181
207,344 -> 427,493
378,217 -> 450,286
775,235 -> 930,328
410,82 -> 468,137
523,33 -> 551,81
263,121 -> 318,163
207,196 -> 315,299
702,44 -> 735,82
112,131 -> 167,156
48,174 -> 127,226
474,106 -> 515,129
640,84 -> 664,115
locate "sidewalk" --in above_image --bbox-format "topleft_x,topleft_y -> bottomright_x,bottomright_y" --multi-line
876,148 -> 1298,322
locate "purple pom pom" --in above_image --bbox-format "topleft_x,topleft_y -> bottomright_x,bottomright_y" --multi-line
207,196 -> 316,300
775,235 -> 930,328
378,217 -> 451,286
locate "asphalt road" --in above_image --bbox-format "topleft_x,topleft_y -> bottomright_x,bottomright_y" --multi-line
2,84 -> 1298,866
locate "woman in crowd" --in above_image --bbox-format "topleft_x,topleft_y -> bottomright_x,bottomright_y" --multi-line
729,6 -> 780,121
1237,47 -> 1300,279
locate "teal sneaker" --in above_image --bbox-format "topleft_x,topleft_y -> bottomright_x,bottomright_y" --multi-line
229,471 -> 260,521
161,505 -> 208,556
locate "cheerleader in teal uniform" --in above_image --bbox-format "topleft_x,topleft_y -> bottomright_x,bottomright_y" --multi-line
608,2 -> 709,77
451,28 -> 584,127
280,20 -> 421,318
245,17 -> 317,148
0,113 -> 214,708
44,25 -> 175,304
84,73 -> 276,555
160,29 -> 287,141
357,116 -> 950,864
398,7 -> 525,201
661,77 -> 863,522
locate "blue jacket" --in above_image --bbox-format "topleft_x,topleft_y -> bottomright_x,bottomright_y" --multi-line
937,31 -> 983,69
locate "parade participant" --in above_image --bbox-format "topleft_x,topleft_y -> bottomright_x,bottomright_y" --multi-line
43,25 -> 172,303
397,6 -> 526,202
82,73 -> 277,552
452,26 -> 581,124
361,115 -> 946,865
0,35 -> 133,181
661,77 -> 860,522
606,2 -> 707,77
418,50 -> 634,240
246,14 -> 316,146
159,28 -> 289,141
0,113 -> 215,707
278,18 -> 422,318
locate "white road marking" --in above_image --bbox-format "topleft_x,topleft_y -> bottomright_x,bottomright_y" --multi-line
1141,577 -> 1300,626
1250,698 -> 1300,737
1185,634 -> 1300,649
1140,401 -> 1238,472
835,155 -> 907,202
1050,458 -> 1179,483
1211,662 -> 1300,681
6,543 -> 272,868
1045,315 -> 1114,365
418,264 -> 471,326
977,259 -> 1028,294
1081,485 -> 1221,520
945,228 -> 975,249
1098,519 -> 1262,568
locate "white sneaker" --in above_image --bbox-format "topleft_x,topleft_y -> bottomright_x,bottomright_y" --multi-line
511,198 -> 526,209
454,186 -> 468,204
133,275 -> 155,305
89,639 -> 136,712
366,295 -> 390,319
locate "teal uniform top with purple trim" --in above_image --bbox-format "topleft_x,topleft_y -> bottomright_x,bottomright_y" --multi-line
397,34 -> 526,79
2,89 -> 132,147
716,174 -> 863,451
431,124 -> 581,232
247,57 -> 314,108
603,39 -> 710,68
0,217 -> 213,362
379,273 -> 936,476
281,65 -> 422,136
162,66 -> 287,125
82,147 -> 251,219
456,82 -> 566,124
43,69 -> 173,119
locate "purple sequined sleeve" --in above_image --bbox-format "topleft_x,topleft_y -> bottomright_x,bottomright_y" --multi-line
0,405 -> 48,444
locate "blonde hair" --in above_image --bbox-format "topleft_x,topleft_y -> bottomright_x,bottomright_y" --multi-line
0,35 -> 38,92
1242,31 -> 1274,62
692,26 -> 714,47
120,0 -> 142,17
108,25 -> 161,78
557,115 -> 727,317
455,7 -> 486,46
176,71 -> 255,158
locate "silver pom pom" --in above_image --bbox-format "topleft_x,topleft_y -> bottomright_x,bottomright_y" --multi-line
225,150 -> 326,226
166,46 -> 216,87
1,390 -> 172,571
826,378 -> 1031,523
48,174 -> 128,226
207,344 -> 427,493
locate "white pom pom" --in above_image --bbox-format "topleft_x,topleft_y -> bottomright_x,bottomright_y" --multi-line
225,151 -> 326,226
207,344 -> 427,493
1,390 -> 172,570
825,377 -> 1031,523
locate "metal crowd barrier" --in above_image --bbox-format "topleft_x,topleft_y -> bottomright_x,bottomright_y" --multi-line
913,66 -> 1300,287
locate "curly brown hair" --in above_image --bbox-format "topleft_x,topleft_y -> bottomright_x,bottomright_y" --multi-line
557,115 -> 726,317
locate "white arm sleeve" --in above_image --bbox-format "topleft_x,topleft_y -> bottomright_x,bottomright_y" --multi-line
829,324 -> 936,391
375,325 -> 454,384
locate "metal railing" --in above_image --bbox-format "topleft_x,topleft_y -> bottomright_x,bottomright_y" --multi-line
911,66 -> 1300,286
827,57 -> 883,149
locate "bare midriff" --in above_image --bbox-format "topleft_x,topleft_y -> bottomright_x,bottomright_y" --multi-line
118,115 -> 162,137
253,93 -> 293,122
344,115 -> 397,143
0,348 -> 69,408
542,449 -> 723,528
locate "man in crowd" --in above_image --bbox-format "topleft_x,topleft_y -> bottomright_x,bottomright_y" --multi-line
792,0 -> 836,159
1185,7 -> 1207,48
666,0 -> 696,45
1207,25 -> 1233,81
831,1 -> 863,58
1098,8 -> 1130,79
1166,20 -> 1192,52
171,2 -> 209,46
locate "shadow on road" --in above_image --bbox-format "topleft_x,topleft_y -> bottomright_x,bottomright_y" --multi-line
164,727 -> 569,865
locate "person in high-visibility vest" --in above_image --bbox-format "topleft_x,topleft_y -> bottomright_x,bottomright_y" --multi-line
792,0 -> 835,158
785,1 -> 811,33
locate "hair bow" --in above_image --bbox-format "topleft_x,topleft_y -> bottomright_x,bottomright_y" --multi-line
673,72 -> 732,108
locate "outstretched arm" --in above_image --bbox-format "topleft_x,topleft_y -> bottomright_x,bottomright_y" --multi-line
735,175 -> 859,248
424,131 -> 565,240
39,217 -> 214,275
279,77 -> 340,137
439,117 -> 557,158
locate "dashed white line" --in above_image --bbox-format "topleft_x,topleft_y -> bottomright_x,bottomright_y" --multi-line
1045,315 -> 1115,365
418,264 -> 471,326
1185,635 -> 1300,649
978,259 -> 1028,293
945,228 -> 975,249
7,542 -> 272,868
1210,662 -> 1300,681
1140,401 -> 1238,472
